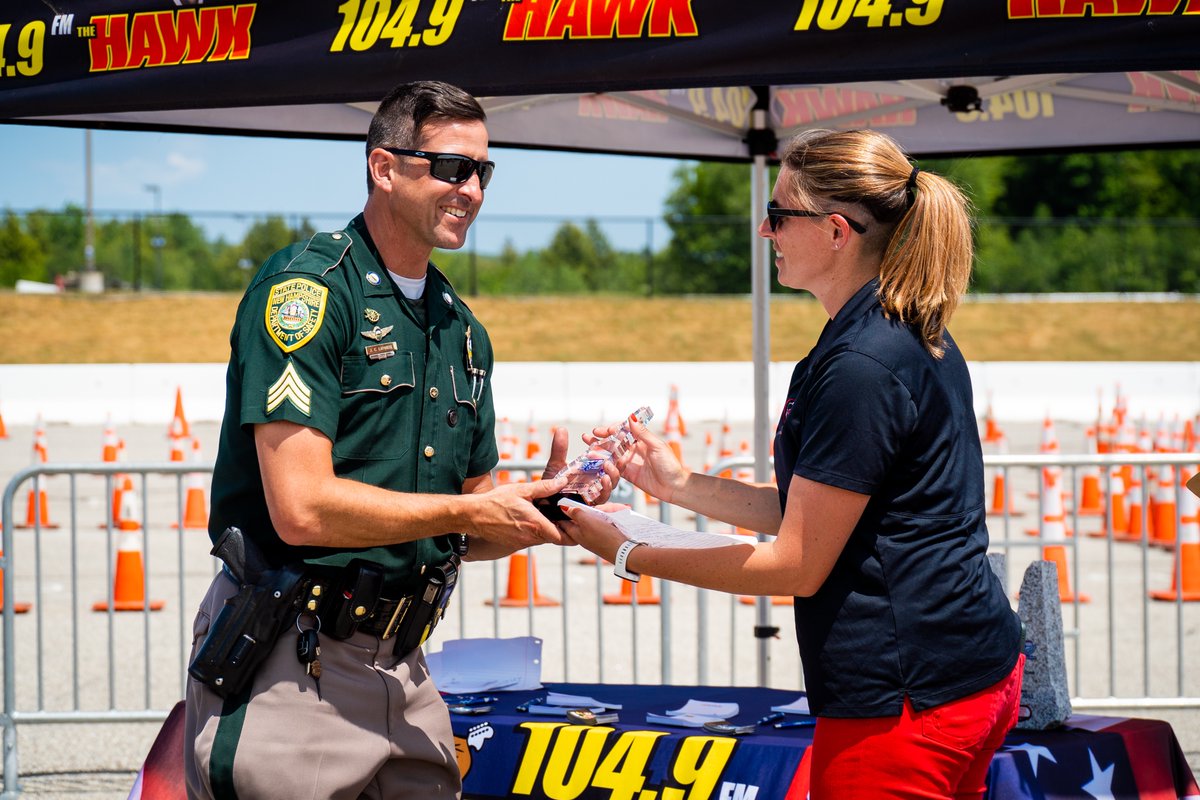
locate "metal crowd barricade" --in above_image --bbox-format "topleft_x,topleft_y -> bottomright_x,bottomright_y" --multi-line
1,452 -> 1197,795
1,461 -> 211,798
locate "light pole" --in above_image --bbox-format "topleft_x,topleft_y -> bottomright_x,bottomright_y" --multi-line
78,130 -> 105,293
144,183 -> 164,290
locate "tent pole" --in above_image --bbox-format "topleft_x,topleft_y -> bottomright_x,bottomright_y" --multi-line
748,95 -> 776,689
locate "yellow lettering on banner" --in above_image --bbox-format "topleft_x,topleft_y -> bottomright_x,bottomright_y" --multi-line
1009,0 -> 1199,15
511,723 -> 566,794
665,736 -> 737,800
542,725 -> 613,798
593,730 -> 668,800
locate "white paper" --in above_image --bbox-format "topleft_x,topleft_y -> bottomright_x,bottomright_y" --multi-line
546,691 -> 623,710
527,704 -> 607,716
770,696 -> 811,715
427,636 -> 543,694
646,712 -> 723,728
558,499 -> 752,549
666,700 -> 739,718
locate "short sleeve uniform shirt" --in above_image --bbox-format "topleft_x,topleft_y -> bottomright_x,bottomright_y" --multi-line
774,279 -> 1021,717
208,215 -> 498,594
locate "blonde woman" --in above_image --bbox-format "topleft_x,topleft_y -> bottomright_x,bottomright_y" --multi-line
562,129 -> 1024,800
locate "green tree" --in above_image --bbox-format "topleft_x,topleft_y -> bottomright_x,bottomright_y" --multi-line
658,162 -> 755,294
0,210 -> 48,286
25,206 -> 86,276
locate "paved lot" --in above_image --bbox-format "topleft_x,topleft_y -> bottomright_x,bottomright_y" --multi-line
1,417 -> 1196,797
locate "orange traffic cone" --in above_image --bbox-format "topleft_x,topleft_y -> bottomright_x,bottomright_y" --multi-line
495,417 -> 517,485
1027,468 -> 1072,538
1117,477 -> 1145,543
1076,427 -> 1104,517
93,529 -> 165,612
1037,470 -> 1089,603
117,481 -> 143,532
1150,467 -> 1200,601
982,392 -> 1003,444
664,408 -> 685,466
17,484 -> 58,530
987,435 -> 1021,517
717,413 -> 733,479
17,416 -> 58,530
0,400 -> 7,439
701,430 -> 716,475
525,416 -> 541,461
1090,466 -> 1128,539
101,414 -> 120,463
663,384 -> 688,438
735,440 -> 753,483
1039,413 -> 1060,455
486,552 -> 558,607
168,434 -> 186,463
0,550 -> 31,613
1151,465 -> 1178,549
603,574 -> 661,605
172,438 -> 209,531
168,386 -> 190,441
104,474 -> 134,530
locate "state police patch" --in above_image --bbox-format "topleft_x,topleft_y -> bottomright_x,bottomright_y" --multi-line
265,278 -> 328,352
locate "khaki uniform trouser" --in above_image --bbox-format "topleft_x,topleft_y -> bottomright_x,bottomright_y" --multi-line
184,572 -> 461,800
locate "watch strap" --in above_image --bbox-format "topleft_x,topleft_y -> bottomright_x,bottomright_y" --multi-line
613,539 -> 644,583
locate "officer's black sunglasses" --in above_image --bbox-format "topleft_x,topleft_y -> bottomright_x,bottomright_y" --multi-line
767,199 -> 867,234
383,147 -> 495,189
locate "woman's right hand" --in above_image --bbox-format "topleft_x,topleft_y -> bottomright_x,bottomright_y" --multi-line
587,418 -> 688,505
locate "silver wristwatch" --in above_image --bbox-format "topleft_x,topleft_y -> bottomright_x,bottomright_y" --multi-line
613,539 -> 645,583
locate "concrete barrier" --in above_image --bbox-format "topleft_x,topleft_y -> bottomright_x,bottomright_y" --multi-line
0,361 -> 1196,426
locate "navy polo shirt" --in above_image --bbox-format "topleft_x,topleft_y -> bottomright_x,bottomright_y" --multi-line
775,279 -> 1021,718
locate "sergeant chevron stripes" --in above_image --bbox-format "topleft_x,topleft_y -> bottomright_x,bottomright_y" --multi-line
266,361 -> 312,416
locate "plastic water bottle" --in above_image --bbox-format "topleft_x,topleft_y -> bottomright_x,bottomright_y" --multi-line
536,406 -> 653,521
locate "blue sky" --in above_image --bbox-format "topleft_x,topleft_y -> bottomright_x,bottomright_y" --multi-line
0,124 -> 685,254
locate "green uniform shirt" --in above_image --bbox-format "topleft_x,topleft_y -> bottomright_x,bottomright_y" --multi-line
209,214 -> 499,594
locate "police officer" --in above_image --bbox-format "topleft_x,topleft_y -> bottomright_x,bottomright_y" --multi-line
185,81 -> 591,800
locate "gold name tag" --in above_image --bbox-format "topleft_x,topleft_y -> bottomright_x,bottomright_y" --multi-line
365,342 -> 398,361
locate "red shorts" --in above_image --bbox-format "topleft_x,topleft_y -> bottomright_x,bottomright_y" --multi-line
808,654 -> 1025,800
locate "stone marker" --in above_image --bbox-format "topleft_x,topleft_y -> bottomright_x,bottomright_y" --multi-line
1016,560 -> 1072,730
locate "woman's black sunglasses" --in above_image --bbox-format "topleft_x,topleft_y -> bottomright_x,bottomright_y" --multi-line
384,147 -> 495,189
767,199 -> 867,234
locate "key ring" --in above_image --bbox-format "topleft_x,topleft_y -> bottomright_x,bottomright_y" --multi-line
295,612 -> 322,634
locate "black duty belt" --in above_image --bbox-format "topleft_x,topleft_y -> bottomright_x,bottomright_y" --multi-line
354,595 -> 411,639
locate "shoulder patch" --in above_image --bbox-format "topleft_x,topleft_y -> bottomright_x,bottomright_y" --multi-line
265,278 -> 328,353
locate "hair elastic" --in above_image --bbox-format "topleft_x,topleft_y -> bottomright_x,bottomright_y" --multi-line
905,164 -> 920,208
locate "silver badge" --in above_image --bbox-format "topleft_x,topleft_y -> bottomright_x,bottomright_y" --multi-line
366,272 -> 381,285
360,325 -> 394,342
442,291 -> 453,306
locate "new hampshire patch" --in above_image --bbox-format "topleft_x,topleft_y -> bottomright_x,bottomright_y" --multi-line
265,278 -> 328,353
